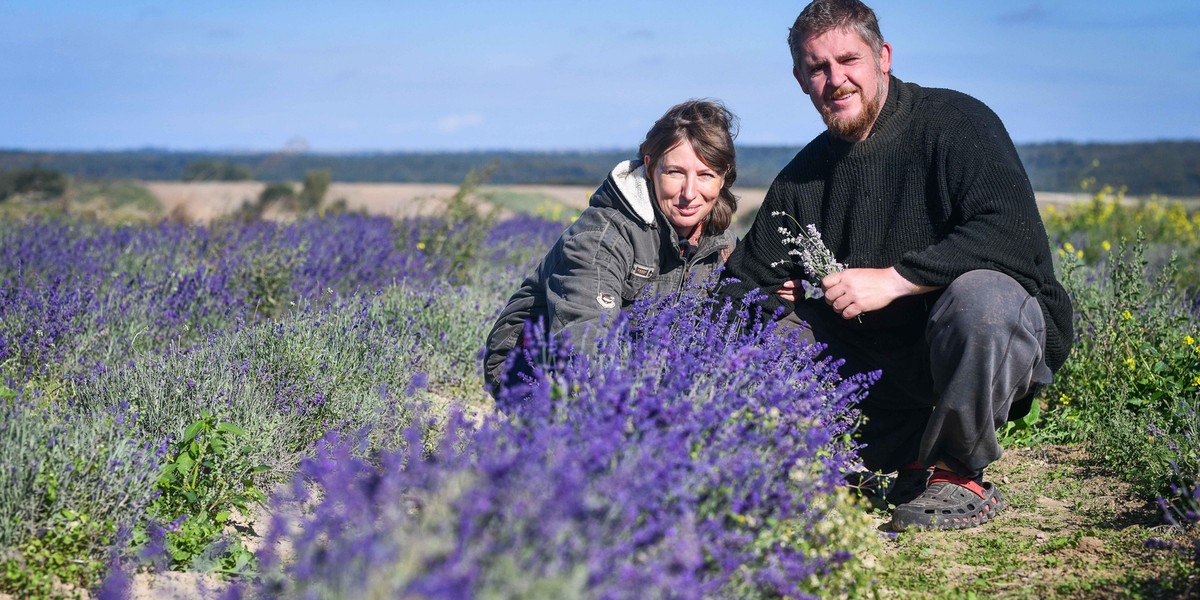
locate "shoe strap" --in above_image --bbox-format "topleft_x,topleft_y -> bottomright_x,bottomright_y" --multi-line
928,469 -> 986,498
900,461 -> 931,472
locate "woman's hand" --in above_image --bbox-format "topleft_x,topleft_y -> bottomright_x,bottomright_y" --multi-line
776,279 -> 803,303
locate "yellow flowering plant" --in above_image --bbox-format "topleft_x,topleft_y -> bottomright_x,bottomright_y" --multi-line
1042,183 -> 1200,290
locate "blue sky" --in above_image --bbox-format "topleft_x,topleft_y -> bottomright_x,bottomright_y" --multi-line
3,1 -> 1198,152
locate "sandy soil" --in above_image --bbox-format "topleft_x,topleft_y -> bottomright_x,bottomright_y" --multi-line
143,181 -> 472,222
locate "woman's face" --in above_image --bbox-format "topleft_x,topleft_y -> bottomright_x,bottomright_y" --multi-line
646,138 -> 725,244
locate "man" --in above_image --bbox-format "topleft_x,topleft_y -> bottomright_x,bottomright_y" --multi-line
721,0 -> 1073,531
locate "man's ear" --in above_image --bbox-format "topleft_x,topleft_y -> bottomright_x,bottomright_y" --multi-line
793,65 -> 810,95
879,42 -> 893,76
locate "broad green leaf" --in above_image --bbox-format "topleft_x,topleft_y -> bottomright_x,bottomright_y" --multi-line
182,420 -> 205,444
176,455 -> 194,473
1013,394 -> 1042,430
216,422 -> 245,437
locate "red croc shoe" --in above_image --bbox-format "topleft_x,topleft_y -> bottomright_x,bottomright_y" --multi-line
890,469 -> 1005,531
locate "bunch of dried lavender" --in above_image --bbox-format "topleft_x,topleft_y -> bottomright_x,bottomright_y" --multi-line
769,211 -> 845,282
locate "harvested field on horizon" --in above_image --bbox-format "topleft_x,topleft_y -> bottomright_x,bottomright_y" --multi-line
137,181 -> 1172,225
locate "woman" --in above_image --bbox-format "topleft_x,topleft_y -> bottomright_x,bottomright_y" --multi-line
483,99 -> 742,395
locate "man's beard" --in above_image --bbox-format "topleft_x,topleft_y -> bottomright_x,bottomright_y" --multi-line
820,79 -> 885,141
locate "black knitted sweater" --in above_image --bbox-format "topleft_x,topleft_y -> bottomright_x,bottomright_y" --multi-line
723,75 -> 1073,370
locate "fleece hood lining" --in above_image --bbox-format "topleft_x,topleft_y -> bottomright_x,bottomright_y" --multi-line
609,160 -> 656,226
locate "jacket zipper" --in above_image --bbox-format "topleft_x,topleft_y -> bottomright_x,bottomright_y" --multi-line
675,239 -> 725,292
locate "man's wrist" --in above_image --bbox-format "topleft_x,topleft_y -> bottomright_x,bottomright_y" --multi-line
888,266 -> 936,297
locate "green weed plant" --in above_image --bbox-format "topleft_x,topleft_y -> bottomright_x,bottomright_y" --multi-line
1033,233 -> 1200,497
410,165 -> 500,284
137,410 -> 268,574
235,239 -> 307,318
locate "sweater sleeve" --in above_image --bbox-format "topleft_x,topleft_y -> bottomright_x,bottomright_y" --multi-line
893,101 -> 1047,289
719,168 -> 807,317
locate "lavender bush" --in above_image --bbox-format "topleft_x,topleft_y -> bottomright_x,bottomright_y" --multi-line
0,210 -> 561,596
0,393 -> 164,595
242,287 -> 878,599
1147,400 -> 1200,586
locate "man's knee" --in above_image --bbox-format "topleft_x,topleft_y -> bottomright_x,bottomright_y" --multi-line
931,270 -> 1037,334
778,309 -> 818,346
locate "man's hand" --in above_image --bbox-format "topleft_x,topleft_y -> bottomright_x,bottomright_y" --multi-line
822,267 -> 931,320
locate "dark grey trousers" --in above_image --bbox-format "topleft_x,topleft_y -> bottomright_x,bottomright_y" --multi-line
782,270 -> 1053,477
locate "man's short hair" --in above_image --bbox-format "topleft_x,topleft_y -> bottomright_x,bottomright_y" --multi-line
788,0 -> 885,69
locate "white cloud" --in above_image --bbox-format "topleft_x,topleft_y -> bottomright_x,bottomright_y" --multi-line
436,113 -> 484,133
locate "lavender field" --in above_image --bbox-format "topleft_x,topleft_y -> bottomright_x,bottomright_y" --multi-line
2,184 -> 1199,598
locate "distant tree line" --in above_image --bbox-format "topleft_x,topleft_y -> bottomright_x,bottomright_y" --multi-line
2,141 -> 1198,196
182,158 -> 254,182
0,165 -> 68,201
1017,141 -> 1200,196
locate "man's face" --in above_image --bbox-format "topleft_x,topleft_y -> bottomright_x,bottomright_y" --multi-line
793,27 -> 891,142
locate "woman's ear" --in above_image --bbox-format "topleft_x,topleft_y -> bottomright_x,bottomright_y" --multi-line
643,155 -> 652,171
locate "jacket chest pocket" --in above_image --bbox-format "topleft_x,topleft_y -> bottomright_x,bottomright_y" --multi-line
622,262 -> 656,302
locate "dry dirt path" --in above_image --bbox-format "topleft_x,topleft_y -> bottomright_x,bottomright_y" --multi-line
864,444 -> 1197,598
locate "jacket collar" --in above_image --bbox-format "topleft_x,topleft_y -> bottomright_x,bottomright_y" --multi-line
602,160 -> 657,226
